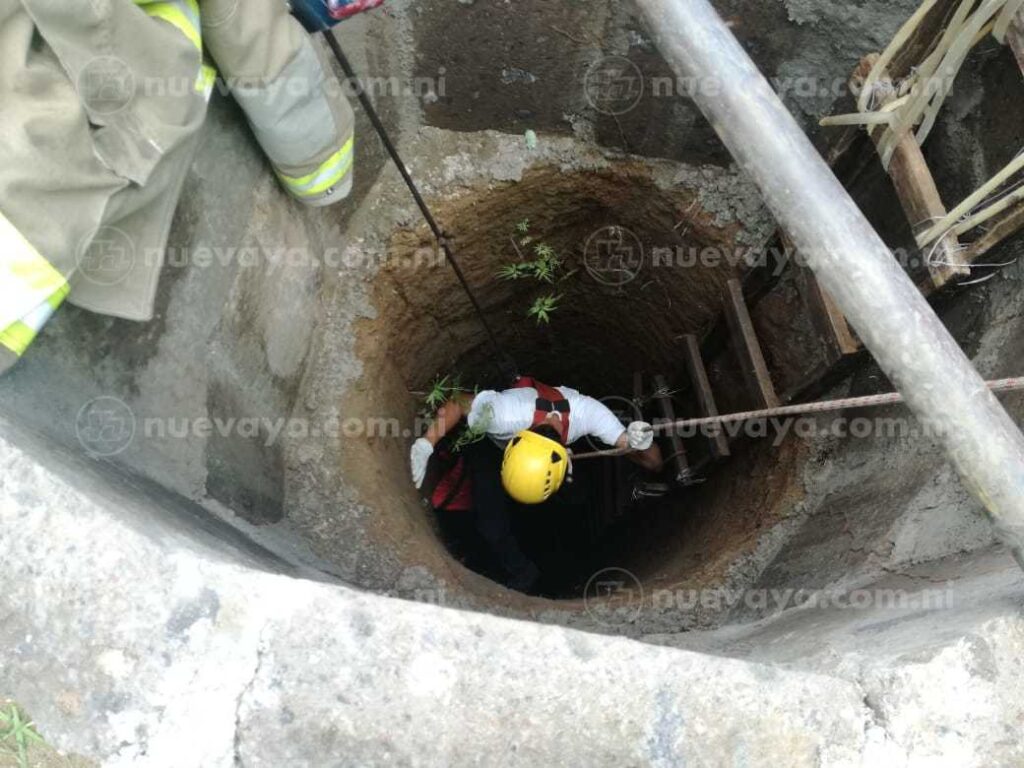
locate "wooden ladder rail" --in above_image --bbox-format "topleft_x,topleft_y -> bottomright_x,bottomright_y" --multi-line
681,334 -> 731,459
853,56 -> 970,290
723,278 -> 781,410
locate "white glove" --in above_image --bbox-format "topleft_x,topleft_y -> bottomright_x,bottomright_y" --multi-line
410,437 -> 434,488
626,421 -> 654,451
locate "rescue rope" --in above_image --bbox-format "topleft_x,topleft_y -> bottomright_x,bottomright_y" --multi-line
316,25 -> 516,381
569,376 -> 1024,460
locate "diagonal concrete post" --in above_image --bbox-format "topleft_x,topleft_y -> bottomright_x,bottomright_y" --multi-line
635,0 -> 1024,567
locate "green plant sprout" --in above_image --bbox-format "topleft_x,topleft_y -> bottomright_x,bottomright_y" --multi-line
421,373 -> 470,418
0,703 -> 44,768
532,243 -> 561,283
496,263 -> 531,281
515,219 -> 534,247
533,242 -> 557,261
450,402 -> 493,452
420,376 -> 486,453
498,221 -> 569,323
528,294 -> 562,324
423,374 -> 456,413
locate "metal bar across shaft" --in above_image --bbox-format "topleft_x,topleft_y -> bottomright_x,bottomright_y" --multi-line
652,376 -> 1024,434
570,377 -> 1024,461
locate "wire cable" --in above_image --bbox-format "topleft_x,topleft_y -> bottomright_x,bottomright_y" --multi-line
317,26 -> 516,381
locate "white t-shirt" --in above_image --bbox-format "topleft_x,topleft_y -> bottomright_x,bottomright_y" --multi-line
467,386 -> 627,447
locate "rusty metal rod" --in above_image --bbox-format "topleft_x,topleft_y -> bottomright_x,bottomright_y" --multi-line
569,377 -> 1024,461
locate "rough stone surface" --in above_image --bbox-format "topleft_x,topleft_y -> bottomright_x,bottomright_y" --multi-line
775,0 -> 921,120
728,254 -> 1024,628
2,6 -> 1022,633
4,418 -> 1024,766
3,6 -> 1024,765
2,420 -> 880,768
0,110 -> 784,627
650,548 -> 1024,766
412,0 -> 923,161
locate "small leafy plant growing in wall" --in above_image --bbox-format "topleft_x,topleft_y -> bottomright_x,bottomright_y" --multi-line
421,373 -> 462,416
419,373 -> 490,452
449,409 -> 491,452
497,220 -> 575,324
527,294 -> 561,324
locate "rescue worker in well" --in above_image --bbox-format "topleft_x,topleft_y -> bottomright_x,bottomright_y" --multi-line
409,378 -> 663,591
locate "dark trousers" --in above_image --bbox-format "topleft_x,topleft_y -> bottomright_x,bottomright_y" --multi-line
463,439 -> 540,590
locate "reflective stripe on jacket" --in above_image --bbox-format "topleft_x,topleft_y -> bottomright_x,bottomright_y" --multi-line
1,0 -> 355,371
0,212 -> 69,358
202,0 -> 356,206
276,136 -> 354,200
134,0 -> 217,97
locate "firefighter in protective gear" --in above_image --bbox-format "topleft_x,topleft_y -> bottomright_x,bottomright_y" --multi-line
0,0 -> 356,373
410,379 -> 662,590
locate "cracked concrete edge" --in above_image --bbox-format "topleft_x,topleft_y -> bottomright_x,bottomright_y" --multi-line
231,625 -> 267,768
851,612 -> 1024,766
1,394 -> 888,767
230,588 -> 873,768
854,679 -> 902,766
785,271 -> 1024,599
642,545 -> 1024,764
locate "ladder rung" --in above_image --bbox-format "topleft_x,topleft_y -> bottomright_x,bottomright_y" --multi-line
681,334 -> 730,459
652,374 -> 691,485
796,263 -> 860,361
723,278 -> 781,410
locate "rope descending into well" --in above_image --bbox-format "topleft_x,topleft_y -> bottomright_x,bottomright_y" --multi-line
569,376 -> 1024,460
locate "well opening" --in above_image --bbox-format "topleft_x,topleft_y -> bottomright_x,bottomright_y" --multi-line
347,163 -> 810,600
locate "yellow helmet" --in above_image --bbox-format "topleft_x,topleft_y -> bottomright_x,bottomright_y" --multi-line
501,429 -> 569,505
